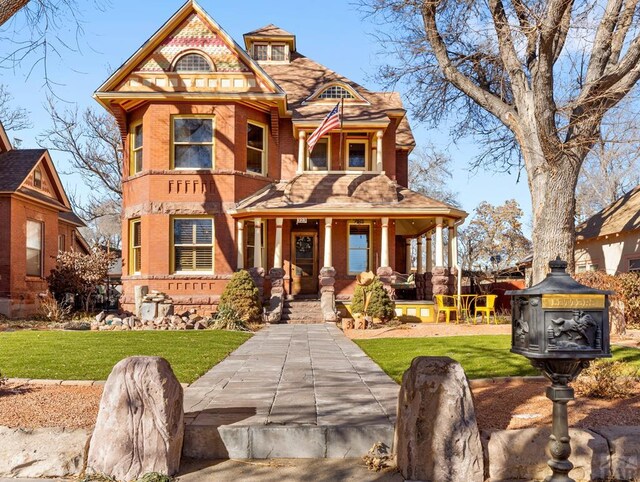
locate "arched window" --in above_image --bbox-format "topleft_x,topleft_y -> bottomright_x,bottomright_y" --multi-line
318,85 -> 355,100
174,53 -> 212,72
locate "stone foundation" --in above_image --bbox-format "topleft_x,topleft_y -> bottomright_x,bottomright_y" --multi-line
431,267 -> 451,296
267,268 -> 285,323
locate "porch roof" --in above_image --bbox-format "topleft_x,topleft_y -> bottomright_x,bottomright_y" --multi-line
231,173 -> 467,223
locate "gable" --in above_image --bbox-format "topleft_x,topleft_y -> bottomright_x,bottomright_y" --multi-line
96,2 -> 284,101
0,121 -> 11,153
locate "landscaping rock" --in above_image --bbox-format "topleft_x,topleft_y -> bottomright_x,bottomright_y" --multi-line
486,427 -> 610,481
140,302 -> 158,321
593,426 -> 640,480
0,426 -> 90,478
95,311 -> 106,323
395,356 -> 484,482
86,356 -> 184,481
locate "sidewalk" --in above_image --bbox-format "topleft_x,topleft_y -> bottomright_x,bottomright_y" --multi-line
182,323 -> 400,459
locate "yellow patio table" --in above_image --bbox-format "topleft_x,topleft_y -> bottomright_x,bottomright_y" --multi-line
456,294 -> 478,322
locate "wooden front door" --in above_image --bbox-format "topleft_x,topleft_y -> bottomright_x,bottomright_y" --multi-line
291,232 -> 318,296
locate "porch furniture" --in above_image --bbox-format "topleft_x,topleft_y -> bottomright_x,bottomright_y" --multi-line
456,294 -> 478,322
474,294 -> 497,324
434,294 -> 459,324
392,272 -> 416,300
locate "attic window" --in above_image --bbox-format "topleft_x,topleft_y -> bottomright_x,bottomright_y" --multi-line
33,168 -> 42,189
175,53 -> 212,72
318,85 -> 355,100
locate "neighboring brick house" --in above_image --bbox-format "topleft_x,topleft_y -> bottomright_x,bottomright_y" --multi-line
0,122 -> 89,318
94,1 -> 466,320
575,186 -> 640,275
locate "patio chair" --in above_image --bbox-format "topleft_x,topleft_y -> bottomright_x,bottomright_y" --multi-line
474,294 -> 498,324
434,294 -> 459,324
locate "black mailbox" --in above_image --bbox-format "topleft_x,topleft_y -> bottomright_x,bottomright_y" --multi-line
507,258 -> 611,361
507,258 -> 613,482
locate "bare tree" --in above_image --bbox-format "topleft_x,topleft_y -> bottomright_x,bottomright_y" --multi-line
362,0 -> 640,282
0,0 -> 103,91
0,83 -> 30,133
408,144 -> 460,207
576,99 -> 640,221
458,200 -> 532,276
39,101 -> 122,230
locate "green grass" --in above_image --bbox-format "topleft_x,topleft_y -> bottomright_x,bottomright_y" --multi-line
0,330 -> 252,383
355,335 -> 640,383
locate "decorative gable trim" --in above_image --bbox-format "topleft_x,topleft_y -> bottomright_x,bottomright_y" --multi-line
20,151 -> 72,210
94,0 -> 284,101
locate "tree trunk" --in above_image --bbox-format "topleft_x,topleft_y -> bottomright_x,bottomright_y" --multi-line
0,0 -> 28,27
529,159 -> 580,284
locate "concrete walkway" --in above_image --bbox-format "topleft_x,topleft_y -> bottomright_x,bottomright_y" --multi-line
182,324 -> 400,459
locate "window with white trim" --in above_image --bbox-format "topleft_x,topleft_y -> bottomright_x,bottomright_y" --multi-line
629,258 -> 640,272
172,116 -> 214,169
271,44 -> 286,61
33,168 -> 42,189
347,139 -> 368,170
308,137 -> 329,170
348,223 -> 371,274
173,218 -> 214,272
247,122 -> 266,175
253,44 -> 269,61
318,85 -> 355,99
244,220 -> 267,268
252,43 -> 288,62
26,220 -> 43,277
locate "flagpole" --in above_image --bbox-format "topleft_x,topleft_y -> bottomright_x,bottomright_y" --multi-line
337,98 -> 345,170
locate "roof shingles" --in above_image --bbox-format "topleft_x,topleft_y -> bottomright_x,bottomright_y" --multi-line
0,149 -> 46,192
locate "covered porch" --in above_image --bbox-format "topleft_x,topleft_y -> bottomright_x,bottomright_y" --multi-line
231,173 -> 467,322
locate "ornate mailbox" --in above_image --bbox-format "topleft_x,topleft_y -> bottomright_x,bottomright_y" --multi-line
507,258 -> 612,482
510,258 -> 611,361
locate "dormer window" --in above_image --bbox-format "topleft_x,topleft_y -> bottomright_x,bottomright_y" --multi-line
252,43 -> 288,62
174,53 -> 212,72
319,86 -> 355,100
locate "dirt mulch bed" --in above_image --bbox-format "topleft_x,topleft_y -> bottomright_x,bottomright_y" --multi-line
474,378 -> 640,431
345,322 -> 512,339
0,383 -> 102,430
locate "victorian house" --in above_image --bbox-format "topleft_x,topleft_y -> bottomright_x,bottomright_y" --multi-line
0,122 -> 89,318
94,1 -> 466,322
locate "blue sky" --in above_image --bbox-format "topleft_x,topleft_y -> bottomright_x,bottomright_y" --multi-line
0,0 -> 531,229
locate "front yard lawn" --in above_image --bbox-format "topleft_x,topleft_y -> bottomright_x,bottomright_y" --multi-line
355,335 -> 640,382
0,330 -> 252,383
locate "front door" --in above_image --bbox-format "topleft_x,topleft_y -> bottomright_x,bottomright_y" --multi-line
291,232 -> 318,296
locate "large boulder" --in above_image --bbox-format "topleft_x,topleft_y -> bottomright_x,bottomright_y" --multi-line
395,356 -> 484,482
486,427 -> 610,481
593,426 -> 640,480
0,427 -> 89,478
86,356 -> 184,480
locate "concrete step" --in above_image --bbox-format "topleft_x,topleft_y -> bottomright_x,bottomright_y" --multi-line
183,418 -> 394,459
281,301 -> 323,323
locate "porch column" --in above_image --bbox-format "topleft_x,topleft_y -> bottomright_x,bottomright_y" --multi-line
405,238 -> 412,274
297,131 -> 306,174
273,218 -> 283,269
426,233 -> 433,273
380,217 -> 390,268
448,224 -> 454,268
433,217 -> 450,297
236,220 -> 244,270
253,217 -> 262,269
450,223 -> 458,268
435,217 -> 444,267
417,236 -> 424,274
323,217 -> 332,267
268,218 -> 285,323
376,130 -> 384,172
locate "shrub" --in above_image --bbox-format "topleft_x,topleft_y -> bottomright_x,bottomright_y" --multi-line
351,278 -> 395,322
573,359 -> 639,399
218,270 -> 262,323
210,304 -> 249,331
38,292 -> 71,322
47,249 -> 114,313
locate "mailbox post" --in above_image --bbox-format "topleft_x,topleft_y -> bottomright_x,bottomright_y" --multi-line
507,258 -> 611,482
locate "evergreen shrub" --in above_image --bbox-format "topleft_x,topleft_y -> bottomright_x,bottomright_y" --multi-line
218,270 -> 262,323
351,278 -> 395,322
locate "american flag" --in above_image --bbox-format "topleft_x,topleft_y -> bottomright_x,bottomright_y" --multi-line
307,102 -> 342,154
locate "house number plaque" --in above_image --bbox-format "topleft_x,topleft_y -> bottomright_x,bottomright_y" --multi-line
541,294 -> 605,310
